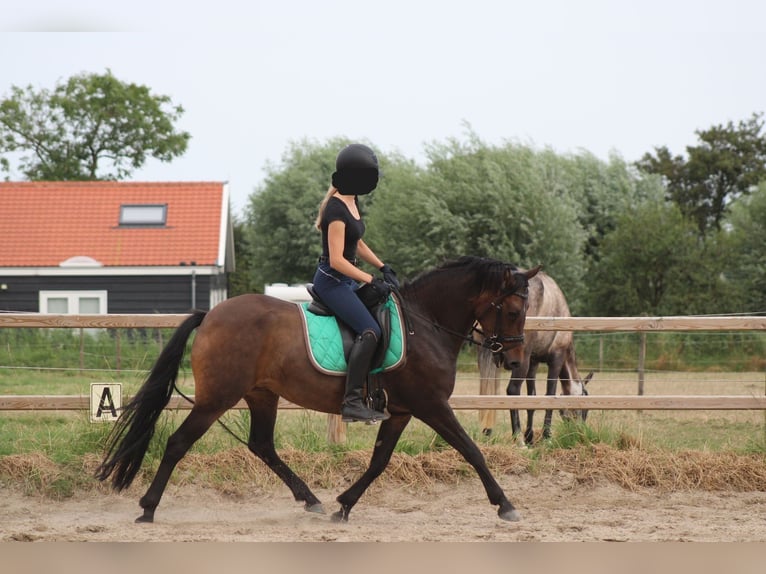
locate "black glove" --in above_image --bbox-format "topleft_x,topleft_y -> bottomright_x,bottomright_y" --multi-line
370,277 -> 391,299
357,277 -> 391,308
379,264 -> 400,289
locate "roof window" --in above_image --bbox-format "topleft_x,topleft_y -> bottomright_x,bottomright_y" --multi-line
119,204 -> 167,226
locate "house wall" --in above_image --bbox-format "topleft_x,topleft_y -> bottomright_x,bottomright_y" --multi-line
0,274 -> 221,313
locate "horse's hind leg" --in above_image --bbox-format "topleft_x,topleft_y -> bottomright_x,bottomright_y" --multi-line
542,359 -> 564,439
506,376 -> 524,442
333,413 -> 412,522
137,406 -> 223,523
418,403 -> 520,522
478,370 -> 498,436
245,391 -> 324,513
523,369 -> 537,445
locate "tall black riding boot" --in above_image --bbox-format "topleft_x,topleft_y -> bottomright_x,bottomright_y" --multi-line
341,329 -> 390,423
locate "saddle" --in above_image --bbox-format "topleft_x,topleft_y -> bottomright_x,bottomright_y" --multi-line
298,284 -> 406,376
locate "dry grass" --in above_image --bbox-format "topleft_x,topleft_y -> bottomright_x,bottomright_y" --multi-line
3,443 -> 763,500
2,370 -> 764,499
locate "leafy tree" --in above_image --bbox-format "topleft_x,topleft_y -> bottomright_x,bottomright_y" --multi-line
587,201 -> 728,315
243,134 -> 714,316
723,182 -> 766,312
244,138 -> 424,291
0,70 -> 190,180
636,113 -> 766,235
373,136 -> 588,309
243,138 -> 348,291
554,150 -> 665,262
227,216 -> 258,296
357,154 -> 440,276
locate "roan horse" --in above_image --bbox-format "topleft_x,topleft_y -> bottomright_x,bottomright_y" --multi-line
96,256 -> 540,524
475,271 -> 591,444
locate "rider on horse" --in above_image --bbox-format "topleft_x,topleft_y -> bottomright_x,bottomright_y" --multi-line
312,143 -> 399,423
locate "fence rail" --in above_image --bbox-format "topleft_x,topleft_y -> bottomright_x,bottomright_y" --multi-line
1,394 -> 765,411
2,313 -> 766,331
1,313 -> 764,413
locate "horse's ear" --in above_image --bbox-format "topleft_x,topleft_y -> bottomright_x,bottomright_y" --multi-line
584,372 -> 594,385
525,265 -> 543,280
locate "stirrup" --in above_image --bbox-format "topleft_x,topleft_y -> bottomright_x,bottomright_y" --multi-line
341,404 -> 390,424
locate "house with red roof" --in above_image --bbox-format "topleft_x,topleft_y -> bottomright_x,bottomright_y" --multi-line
0,181 -> 234,314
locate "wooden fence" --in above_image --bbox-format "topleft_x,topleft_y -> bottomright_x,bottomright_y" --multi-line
1,313 -> 765,412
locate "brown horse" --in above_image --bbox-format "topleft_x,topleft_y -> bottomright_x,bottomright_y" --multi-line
476,271 -> 591,443
96,256 -> 540,524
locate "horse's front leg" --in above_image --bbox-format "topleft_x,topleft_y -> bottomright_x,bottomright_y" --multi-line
245,391 -> 324,513
418,402 -> 520,522
332,413 -> 412,522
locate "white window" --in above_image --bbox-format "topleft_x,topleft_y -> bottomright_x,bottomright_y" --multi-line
39,291 -> 107,314
119,204 -> 167,226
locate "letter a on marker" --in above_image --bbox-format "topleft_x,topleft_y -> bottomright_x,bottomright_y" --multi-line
97,387 -> 117,418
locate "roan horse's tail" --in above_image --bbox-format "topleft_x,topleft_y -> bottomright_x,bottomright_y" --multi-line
95,310 -> 207,490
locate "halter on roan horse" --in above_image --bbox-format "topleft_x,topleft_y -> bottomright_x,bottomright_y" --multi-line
476,271 -> 592,443
96,256 -> 540,524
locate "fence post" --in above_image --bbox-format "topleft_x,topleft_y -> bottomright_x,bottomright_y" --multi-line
327,413 -> 346,444
115,329 -> 122,373
637,332 -> 646,396
79,328 -> 85,373
599,336 -> 604,372
637,332 -> 647,415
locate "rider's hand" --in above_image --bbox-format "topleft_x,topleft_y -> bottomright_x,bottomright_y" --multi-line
379,264 -> 400,289
370,277 -> 392,298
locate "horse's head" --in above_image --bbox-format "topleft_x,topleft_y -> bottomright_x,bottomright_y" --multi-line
560,371 -> 593,422
474,264 -> 541,359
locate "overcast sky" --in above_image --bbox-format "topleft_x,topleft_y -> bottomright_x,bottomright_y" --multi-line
2,1 -> 764,215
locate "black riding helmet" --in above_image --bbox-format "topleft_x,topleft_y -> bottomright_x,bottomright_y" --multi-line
332,143 -> 379,196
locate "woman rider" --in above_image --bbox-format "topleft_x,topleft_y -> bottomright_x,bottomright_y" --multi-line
312,143 -> 399,423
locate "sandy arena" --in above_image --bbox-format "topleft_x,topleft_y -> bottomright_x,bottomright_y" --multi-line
3,471 -> 765,542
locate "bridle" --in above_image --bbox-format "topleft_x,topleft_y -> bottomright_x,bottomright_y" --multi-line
471,284 -> 529,353
393,279 -> 529,354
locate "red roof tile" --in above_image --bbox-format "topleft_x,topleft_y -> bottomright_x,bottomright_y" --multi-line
0,181 -> 228,267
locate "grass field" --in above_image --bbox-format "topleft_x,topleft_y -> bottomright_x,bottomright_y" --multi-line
454,369 -> 766,452
1,366 -> 764,455
1,365 -> 765,499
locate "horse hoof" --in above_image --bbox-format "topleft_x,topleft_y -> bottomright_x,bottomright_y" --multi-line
305,502 -> 326,514
135,512 -> 154,524
331,510 -> 349,523
498,507 -> 521,522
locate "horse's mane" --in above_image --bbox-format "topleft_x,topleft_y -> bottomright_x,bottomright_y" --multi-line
402,256 -> 519,298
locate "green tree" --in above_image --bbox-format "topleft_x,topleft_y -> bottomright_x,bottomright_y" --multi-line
587,201 -> 728,315
0,70 -> 190,180
358,153 -> 437,276
244,138 -> 346,291
555,150 -> 665,263
244,138 -> 422,291
243,135 -> 672,315
723,182 -> 766,312
372,136 -> 588,308
227,216 -> 257,296
636,113 -> 766,235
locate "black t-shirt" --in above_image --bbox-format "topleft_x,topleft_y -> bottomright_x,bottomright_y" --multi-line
320,196 -> 365,261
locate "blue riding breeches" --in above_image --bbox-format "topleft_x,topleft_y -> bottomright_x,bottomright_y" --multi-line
312,263 -> 381,339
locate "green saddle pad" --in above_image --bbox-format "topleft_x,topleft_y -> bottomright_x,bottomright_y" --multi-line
298,296 -> 406,376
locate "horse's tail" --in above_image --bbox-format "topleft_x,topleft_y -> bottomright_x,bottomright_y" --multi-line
95,310 -> 207,490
